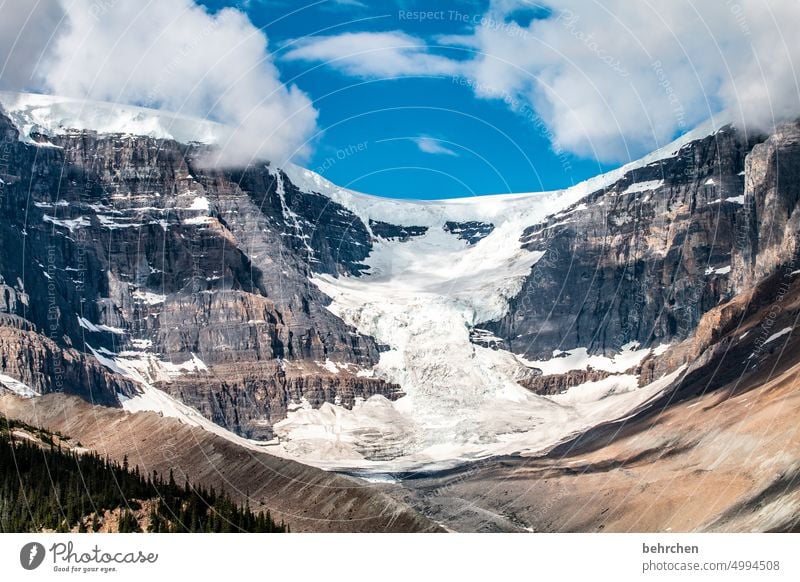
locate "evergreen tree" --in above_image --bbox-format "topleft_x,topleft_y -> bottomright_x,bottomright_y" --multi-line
0,418 -> 287,533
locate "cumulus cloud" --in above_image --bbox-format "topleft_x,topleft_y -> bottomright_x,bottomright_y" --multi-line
0,2 -> 65,91
414,136 -> 458,156
285,0 -> 800,163
462,0 -> 800,161
284,31 -> 463,78
2,0 -> 317,167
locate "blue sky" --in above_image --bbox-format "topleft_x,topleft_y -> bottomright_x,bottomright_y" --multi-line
6,1 -> 789,200
198,0 -> 612,199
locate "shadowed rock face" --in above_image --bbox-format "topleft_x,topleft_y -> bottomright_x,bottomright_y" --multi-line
733,123 -> 800,291
443,221 -> 494,245
0,111 -> 399,435
369,220 -> 428,242
487,126 -> 770,359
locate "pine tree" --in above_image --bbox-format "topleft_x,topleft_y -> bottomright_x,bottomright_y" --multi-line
1,418 -> 287,533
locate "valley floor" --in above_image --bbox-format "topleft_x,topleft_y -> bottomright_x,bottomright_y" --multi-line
390,347 -> 800,532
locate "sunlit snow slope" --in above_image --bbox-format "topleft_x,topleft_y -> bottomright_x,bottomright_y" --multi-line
265,126 -> 720,471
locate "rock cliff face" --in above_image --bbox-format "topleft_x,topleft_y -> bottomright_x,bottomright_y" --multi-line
0,323 -> 135,405
0,109 -> 399,436
519,367 -> 613,396
486,126 -> 765,358
732,123 -> 800,290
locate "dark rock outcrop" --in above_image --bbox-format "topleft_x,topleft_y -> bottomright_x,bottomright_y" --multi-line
486,126 -> 766,358
369,219 -> 428,242
444,220 -> 494,244
519,367 -> 614,396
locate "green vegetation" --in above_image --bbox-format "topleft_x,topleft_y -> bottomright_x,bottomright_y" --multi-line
0,418 -> 287,533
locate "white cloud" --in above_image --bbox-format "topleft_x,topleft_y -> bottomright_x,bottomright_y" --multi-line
330,0 -> 368,7
284,31 -> 463,78
460,0 -> 800,161
285,0 -> 800,163
414,137 -> 458,156
2,0 -> 318,167
4,0 -> 799,167
0,2 -> 65,91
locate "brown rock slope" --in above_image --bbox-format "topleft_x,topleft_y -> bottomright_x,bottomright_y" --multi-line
395,272 -> 800,533
0,395 -> 441,533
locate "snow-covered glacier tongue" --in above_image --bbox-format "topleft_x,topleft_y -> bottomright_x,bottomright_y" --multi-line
0,92 -> 718,473
265,149 -> 704,471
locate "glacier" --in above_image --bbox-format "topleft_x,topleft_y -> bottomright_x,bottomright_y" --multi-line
1,91 -> 727,472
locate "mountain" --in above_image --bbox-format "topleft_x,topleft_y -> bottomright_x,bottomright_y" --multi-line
0,92 -> 799,531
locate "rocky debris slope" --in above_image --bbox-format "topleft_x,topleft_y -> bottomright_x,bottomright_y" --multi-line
0,393 -> 441,533
393,269 -> 800,532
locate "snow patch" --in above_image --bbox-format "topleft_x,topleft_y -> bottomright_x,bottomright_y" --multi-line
705,265 -> 731,276
43,215 -> 90,232
77,316 -> 124,335
652,343 -> 671,356
132,290 -> 166,305
0,373 -> 39,398
187,196 -> 209,211
318,359 -> 340,374
622,180 -> 664,195
519,344 -> 654,376
183,216 -> 214,226
763,327 -> 792,346
96,214 -> 142,229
